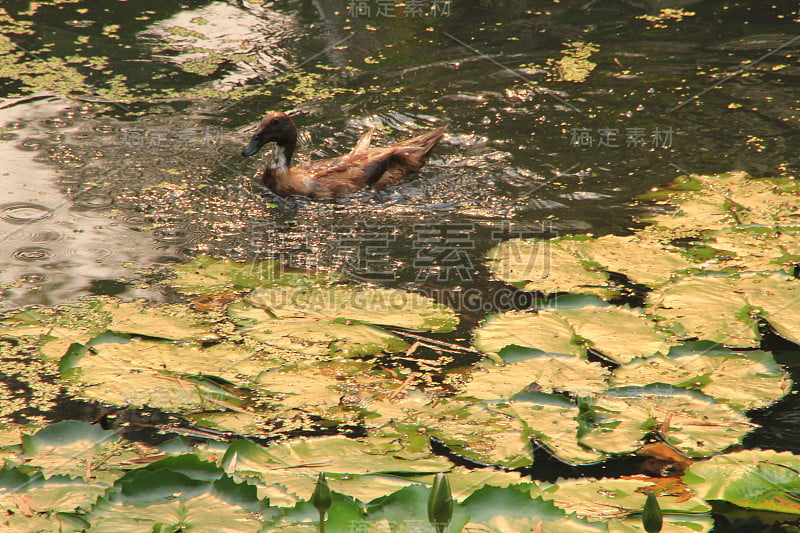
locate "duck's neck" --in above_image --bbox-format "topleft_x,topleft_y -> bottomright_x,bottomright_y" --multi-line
262,140 -> 295,187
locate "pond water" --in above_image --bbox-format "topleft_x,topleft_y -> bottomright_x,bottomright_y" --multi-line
1,0 -> 800,528
3,0 -> 797,314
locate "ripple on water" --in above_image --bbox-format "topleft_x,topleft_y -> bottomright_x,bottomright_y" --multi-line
64,247 -> 114,262
0,202 -> 54,225
72,195 -> 114,209
11,247 -> 52,262
91,124 -> 116,135
26,230 -> 63,243
154,226 -> 185,242
18,138 -> 45,151
19,273 -> 46,283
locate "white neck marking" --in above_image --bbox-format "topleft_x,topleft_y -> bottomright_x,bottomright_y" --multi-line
269,146 -> 289,175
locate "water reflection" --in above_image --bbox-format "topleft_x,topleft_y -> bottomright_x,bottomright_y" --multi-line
0,95 -> 165,310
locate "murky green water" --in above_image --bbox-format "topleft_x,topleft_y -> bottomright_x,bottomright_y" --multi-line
2,0 -> 798,313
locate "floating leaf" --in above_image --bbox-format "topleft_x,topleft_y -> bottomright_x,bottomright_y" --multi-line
463,355 -> 609,399
167,255 -> 337,296
19,421 -> 121,481
461,484 -> 605,532
611,349 -> 791,410
100,299 -> 217,341
532,477 -> 712,533
492,392 -> 606,465
579,386 -> 755,457
649,271 -> 800,347
486,236 -> 613,296
229,285 -> 455,357
475,306 -> 673,363
641,171 -> 800,231
684,449 -> 800,515
59,335 -> 266,412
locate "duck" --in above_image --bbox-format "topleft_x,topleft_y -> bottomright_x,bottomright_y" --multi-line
241,112 -> 446,198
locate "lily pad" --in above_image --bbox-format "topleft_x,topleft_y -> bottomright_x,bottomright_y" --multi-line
492,392 -> 607,465
700,226 -> 800,273
640,171 -> 800,232
463,355 -> 609,399
59,335 -> 267,411
475,306 -> 674,363
486,236 -> 614,296
229,285 -> 456,357
487,232 -> 699,295
579,386 -> 755,457
366,395 -> 534,468
558,233 -> 698,287
611,349 -> 792,410
533,477 -> 713,533
649,271 -> 800,347
167,254 -> 338,296
684,449 -> 800,515
89,473 -> 274,533
221,436 -> 451,478
19,421 -> 121,481
100,299 -> 218,342
460,484 -> 606,532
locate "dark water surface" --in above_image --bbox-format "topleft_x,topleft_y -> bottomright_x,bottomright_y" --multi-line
1,0 -> 800,527
2,0 -> 798,311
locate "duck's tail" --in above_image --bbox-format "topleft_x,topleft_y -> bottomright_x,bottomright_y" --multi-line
395,126 -> 447,163
367,126 -> 447,188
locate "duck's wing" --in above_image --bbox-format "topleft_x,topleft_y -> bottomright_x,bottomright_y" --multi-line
287,127 -> 447,197
347,127 -> 375,157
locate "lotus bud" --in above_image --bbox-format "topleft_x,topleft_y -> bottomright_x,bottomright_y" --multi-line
642,491 -> 663,533
428,473 -> 453,533
312,472 -> 332,533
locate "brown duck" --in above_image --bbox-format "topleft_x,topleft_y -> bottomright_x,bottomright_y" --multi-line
241,112 -> 446,198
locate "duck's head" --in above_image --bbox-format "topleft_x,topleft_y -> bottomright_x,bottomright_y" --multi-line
241,112 -> 297,157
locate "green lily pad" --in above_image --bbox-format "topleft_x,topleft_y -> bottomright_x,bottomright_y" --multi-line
700,226 -> 800,273
558,233 -> 697,287
463,355 -> 609,399
100,299 -> 218,341
641,171 -> 800,232
90,473 -> 274,533
492,393 -> 606,465
684,449 -> 800,515
19,421 -> 121,481
366,394 -> 534,468
579,386 -> 755,457
475,306 -> 673,363
0,472 -> 105,521
487,232 -> 699,295
222,437 -> 451,480
167,255 -> 338,296
533,477 -> 713,533
229,285 -> 455,357
461,484 -> 606,532
611,349 -> 792,410
486,235 -> 614,296
59,335 -> 267,411
649,271 -> 800,347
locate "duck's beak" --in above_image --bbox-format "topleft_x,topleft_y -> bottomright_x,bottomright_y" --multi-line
242,134 -> 265,157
